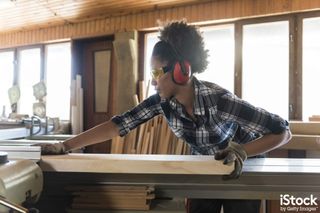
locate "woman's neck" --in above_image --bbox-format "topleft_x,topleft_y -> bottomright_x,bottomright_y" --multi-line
174,80 -> 194,113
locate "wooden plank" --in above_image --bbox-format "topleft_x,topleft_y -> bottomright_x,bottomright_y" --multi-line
289,121 -> 320,135
141,132 -> 150,154
148,125 -> 155,154
112,136 -> 124,154
110,136 -> 119,153
279,134 -> 320,151
76,75 -> 84,133
175,139 -> 184,155
132,94 -> 139,106
66,185 -> 153,193
67,184 -> 155,211
152,117 -> 161,154
161,124 -> 171,154
71,203 -> 150,211
72,192 -> 154,198
123,131 -> 135,154
309,115 -> 320,122
40,153 -> 234,175
158,119 -> 169,154
138,81 -> 145,102
72,193 -> 153,200
136,123 -> 147,154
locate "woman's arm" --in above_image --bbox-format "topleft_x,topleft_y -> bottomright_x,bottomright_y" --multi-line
214,129 -> 292,180
63,120 -> 120,151
38,94 -> 162,154
242,129 -> 292,157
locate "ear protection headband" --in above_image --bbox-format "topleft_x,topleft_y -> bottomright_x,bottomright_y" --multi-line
166,41 -> 192,85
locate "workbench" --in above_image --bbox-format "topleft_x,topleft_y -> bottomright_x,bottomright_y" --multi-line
39,154 -> 320,200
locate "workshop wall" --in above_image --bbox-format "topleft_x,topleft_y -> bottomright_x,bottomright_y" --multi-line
1,0 -> 320,48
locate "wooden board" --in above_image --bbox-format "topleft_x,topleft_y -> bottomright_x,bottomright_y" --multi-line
67,185 -> 155,211
309,115 -> 320,122
289,121 -> 320,135
280,134 -> 320,151
40,154 -> 233,175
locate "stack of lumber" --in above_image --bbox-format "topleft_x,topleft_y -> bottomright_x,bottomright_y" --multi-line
280,121 -> 320,157
111,115 -> 190,155
111,80 -> 190,155
66,185 -> 155,211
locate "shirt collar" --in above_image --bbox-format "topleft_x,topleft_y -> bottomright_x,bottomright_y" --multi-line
164,77 -> 215,116
193,77 -> 207,116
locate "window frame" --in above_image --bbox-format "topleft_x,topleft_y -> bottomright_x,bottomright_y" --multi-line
0,48 -> 15,114
296,11 -> 320,121
0,41 -> 71,119
237,15 -> 295,120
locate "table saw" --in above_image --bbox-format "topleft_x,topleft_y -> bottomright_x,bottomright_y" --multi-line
0,152 -> 43,213
39,154 -> 320,200
1,153 -> 320,212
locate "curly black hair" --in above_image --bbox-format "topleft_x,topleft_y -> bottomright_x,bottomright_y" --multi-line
157,20 -> 209,74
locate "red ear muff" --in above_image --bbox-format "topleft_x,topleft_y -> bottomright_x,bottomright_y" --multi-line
172,61 -> 191,85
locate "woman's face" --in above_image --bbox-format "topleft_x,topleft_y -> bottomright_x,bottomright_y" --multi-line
150,56 -> 176,99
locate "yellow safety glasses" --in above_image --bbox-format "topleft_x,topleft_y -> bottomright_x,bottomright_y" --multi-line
150,68 -> 165,80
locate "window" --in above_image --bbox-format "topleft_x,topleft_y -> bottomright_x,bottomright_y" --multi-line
144,32 -> 160,97
302,17 -> 320,121
0,42 -> 71,120
0,51 -> 14,117
142,13 -> 320,121
242,21 -> 289,119
18,48 -> 41,116
45,43 -> 71,120
196,25 -> 235,92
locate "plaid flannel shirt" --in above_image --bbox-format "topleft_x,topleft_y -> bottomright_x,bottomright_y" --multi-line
112,77 -> 289,155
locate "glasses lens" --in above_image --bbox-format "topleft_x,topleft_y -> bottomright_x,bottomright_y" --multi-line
151,68 -> 164,80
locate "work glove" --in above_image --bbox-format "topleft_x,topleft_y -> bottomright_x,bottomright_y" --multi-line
34,142 -> 68,155
214,141 -> 247,180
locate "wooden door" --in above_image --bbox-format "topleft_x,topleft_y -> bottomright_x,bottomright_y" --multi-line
82,39 -> 115,153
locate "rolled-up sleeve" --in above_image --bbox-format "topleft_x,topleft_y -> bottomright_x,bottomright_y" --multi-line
111,94 -> 162,136
217,92 -> 289,135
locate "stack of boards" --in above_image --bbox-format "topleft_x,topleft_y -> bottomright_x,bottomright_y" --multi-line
111,115 -> 190,155
67,185 -> 155,211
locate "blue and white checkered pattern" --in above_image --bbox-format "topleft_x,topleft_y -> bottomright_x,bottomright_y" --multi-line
112,77 -> 288,155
